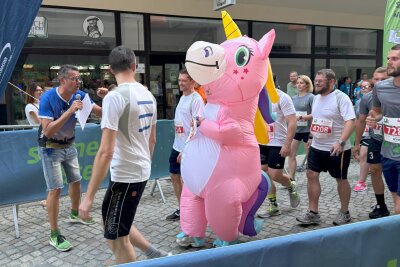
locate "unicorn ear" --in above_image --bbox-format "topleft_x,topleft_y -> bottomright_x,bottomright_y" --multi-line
258,29 -> 275,59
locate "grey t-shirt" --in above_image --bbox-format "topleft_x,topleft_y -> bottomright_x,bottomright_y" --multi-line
359,91 -> 383,141
291,93 -> 314,133
373,77 -> 400,160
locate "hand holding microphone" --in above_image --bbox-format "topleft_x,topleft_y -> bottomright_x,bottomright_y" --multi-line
69,94 -> 83,115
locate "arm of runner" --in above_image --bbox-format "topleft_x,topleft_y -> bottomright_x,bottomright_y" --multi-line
79,128 -> 117,220
149,123 -> 156,159
353,114 -> 367,161
331,119 -> 355,156
280,114 -> 296,157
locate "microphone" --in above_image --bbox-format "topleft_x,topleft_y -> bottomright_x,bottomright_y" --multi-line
74,94 -> 81,117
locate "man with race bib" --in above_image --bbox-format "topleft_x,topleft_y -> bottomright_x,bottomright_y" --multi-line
296,69 -> 356,226
354,67 -> 390,218
367,44 -> 400,215
258,88 -> 299,218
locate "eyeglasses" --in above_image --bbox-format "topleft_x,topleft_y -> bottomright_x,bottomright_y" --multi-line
361,85 -> 371,89
66,76 -> 82,82
313,79 -> 330,84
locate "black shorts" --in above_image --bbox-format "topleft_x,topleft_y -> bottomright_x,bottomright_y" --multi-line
293,132 -> 310,143
367,138 -> 382,164
307,146 -> 351,179
102,180 -> 147,240
259,145 -> 285,169
360,138 -> 371,147
169,148 -> 181,174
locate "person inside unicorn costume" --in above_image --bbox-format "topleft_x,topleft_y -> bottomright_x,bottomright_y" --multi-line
175,11 -> 278,247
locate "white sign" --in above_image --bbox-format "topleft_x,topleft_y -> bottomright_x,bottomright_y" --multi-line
136,63 -> 145,73
213,0 -> 236,11
28,17 -> 48,38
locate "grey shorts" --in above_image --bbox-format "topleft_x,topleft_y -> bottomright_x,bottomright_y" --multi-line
39,145 -> 82,191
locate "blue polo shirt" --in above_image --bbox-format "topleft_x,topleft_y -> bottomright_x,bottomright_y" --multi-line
38,87 -> 87,147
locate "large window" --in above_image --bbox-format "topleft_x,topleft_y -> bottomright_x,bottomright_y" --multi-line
121,13 -> 145,50
330,28 -> 377,56
253,22 -> 312,54
25,8 -> 116,50
330,59 -> 376,83
315,26 -> 327,54
269,58 -> 311,91
150,16 -> 248,52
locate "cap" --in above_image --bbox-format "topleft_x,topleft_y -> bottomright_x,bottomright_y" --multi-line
86,17 -> 99,22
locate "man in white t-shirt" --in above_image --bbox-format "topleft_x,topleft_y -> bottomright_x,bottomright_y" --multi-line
79,46 -> 166,264
166,69 -> 205,221
257,89 -> 299,218
296,69 -> 355,226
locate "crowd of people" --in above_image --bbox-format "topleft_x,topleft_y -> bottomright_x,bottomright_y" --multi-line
19,44 -> 400,264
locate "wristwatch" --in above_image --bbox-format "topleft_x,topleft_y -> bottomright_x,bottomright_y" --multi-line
338,139 -> 346,147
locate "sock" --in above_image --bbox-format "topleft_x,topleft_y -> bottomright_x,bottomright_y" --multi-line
145,245 -> 169,259
51,229 -> 60,238
71,209 -> 79,217
375,194 -> 386,206
267,194 -> 277,206
310,210 -> 318,214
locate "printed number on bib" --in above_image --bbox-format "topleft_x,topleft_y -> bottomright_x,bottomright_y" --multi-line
383,117 -> 400,144
296,111 -> 307,127
310,118 -> 333,138
268,123 -> 274,139
364,123 -> 383,136
175,122 -> 184,138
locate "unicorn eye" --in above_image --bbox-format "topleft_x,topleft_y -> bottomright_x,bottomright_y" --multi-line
203,46 -> 213,57
235,46 -> 251,67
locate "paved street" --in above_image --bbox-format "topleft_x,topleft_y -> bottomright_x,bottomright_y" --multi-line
0,155 -> 394,266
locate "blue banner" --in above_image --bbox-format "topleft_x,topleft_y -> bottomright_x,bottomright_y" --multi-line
0,0 -> 42,96
0,124 -> 108,206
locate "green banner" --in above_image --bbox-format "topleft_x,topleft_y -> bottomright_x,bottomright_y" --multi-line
383,0 -> 400,64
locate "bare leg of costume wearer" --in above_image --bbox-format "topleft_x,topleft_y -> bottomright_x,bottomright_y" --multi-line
47,189 -> 61,231
170,173 -> 183,206
306,169 -> 321,212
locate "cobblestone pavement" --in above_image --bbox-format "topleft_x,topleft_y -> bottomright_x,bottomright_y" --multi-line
0,156 -> 394,266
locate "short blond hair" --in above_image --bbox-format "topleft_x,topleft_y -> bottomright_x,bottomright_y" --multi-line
297,75 -> 314,93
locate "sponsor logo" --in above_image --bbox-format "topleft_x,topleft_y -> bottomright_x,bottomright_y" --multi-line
0,43 -> 13,84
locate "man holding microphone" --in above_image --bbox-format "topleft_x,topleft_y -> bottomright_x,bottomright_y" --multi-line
38,65 -> 104,251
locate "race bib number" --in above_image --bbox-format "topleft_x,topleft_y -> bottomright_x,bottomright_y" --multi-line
268,123 -> 274,139
175,122 -> 184,138
310,118 -> 333,138
296,111 -> 307,127
365,121 -> 383,136
383,117 -> 400,144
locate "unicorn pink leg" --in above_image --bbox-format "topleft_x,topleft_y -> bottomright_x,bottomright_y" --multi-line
177,185 -> 207,247
204,180 -> 243,243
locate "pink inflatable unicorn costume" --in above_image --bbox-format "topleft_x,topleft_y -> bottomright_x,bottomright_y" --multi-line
177,11 -> 275,247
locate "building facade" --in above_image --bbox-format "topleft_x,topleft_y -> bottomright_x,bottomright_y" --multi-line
1,0 -> 383,124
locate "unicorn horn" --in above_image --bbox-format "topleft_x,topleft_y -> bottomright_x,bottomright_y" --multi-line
221,10 -> 242,40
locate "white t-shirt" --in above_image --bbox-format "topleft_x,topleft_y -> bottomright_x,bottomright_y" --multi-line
25,103 -> 40,125
267,89 -> 296,147
311,90 -> 355,151
173,92 -> 204,152
101,82 -> 157,183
